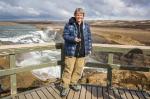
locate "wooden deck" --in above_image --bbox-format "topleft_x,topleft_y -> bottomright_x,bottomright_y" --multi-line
9,84 -> 150,99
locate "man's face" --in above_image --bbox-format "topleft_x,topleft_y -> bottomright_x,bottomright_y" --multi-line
75,12 -> 84,23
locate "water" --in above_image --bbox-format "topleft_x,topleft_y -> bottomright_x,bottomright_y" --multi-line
0,25 -> 62,81
0,24 -> 103,81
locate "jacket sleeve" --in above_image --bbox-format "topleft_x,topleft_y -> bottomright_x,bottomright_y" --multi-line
87,24 -> 92,51
63,23 -> 76,43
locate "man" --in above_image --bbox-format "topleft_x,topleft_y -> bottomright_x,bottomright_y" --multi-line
61,8 -> 92,97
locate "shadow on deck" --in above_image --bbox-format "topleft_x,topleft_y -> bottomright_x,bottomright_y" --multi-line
9,83 -> 150,99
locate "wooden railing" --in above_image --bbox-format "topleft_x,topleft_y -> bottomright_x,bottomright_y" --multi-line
0,43 -> 62,97
88,44 -> 150,87
0,43 -> 150,97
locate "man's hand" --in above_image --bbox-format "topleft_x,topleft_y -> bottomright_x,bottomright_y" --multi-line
75,37 -> 81,42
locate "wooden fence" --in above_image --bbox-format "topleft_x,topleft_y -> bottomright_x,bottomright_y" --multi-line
0,43 -> 150,97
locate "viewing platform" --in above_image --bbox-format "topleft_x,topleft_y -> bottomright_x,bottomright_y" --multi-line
0,43 -> 150,99
10,84 -> 150,99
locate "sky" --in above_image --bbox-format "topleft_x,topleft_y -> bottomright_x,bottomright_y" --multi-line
0,0 -> 149,21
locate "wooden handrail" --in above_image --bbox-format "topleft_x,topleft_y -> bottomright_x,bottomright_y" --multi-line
0,42 -> 62,55
0,43 -> 150,55
92,44 -> 150,54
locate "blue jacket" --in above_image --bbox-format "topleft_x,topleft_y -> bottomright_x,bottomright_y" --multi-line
63,17 -> 92,56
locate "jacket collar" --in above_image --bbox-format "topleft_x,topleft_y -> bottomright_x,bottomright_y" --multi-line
68,17 -> 85,30
68,17 -> 76,25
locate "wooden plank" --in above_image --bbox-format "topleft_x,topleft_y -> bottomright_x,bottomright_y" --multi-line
0,42 -> 62,55
30,91 -> 40,99
0,61 -> 60,77
91,86 -> 97,99
36,89 -> 47,99
41,87 -> 54,99
0,42 -> 60,50
102,87 -> 109,99
25,93 -> 33,99
10,54 -> 17,95
86,85 -> 92,99
107,53 -> 113,87
79,85 -> 86,99
61,45 -> 65,78
92,43 -> 150,50
92,43 -> 150,54
108,53 -> 114,64
73,88 -> 81,99
67,89 -> 75,99
47,86 -> 62,99
97,86 -> 103,99
108,88 -> 115,99
118,89 -> 127,99
113,88 -> 122,99
130,90 -> 139,99
18,94 -> 26,99
107,68 -> 112,87
85,62 -> 150,72
135,91 -> 145,99
124,90 -> 133,99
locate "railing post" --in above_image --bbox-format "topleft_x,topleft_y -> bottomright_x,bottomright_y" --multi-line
61,44 -> 65,78
9,54 -> 17,97
107,53 -> 113,87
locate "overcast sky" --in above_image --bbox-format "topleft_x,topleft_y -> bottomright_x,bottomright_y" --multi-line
0,0 -> 149,21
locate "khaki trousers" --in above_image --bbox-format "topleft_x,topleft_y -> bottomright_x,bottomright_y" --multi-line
62,56 -> 85,88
